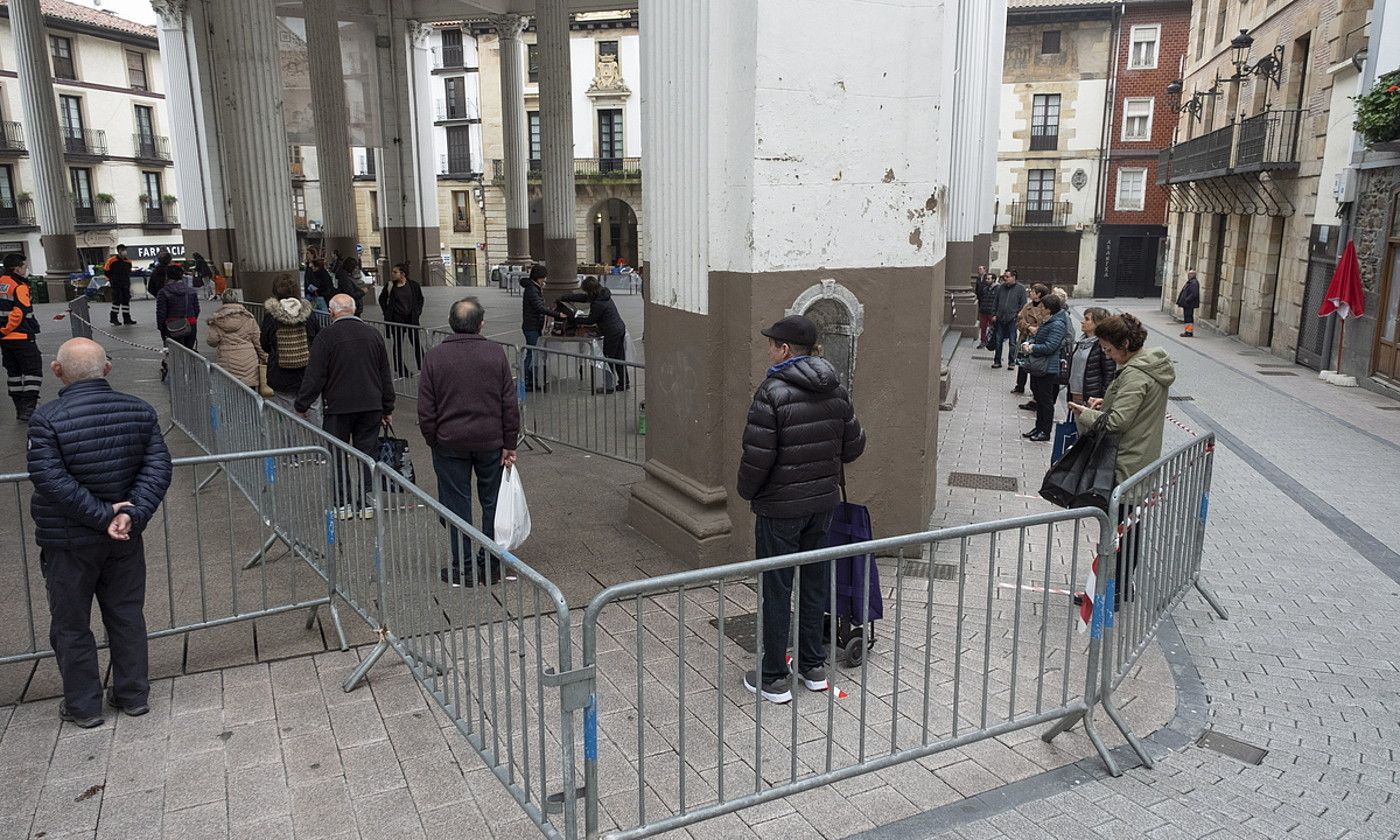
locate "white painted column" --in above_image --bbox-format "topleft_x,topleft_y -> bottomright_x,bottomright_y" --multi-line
946,0 -> 1007,254
376,16 -> 441,281
9,0 -> 78,278
304,0 -> 358,259
536,0 -> 577,290
490,13 -> 532,263
208,0 -> 298,300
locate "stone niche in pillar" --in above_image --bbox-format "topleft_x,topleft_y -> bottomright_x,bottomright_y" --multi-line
787,280 -> 864,392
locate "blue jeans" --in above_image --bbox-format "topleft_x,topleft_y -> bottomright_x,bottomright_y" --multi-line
991,319 -> 1018,365
433,448 -> 504,572
523,330 -> 542,387
756,511 -> 833,684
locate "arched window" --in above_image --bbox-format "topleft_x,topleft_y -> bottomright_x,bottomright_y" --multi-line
787,280 -> 864,393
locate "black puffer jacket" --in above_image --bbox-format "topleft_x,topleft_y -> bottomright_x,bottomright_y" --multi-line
560,288 -> 626,338
521,280 -> 555,333
27,379 -> 172,549
737,356 -> 866,518
974,277 -> 997,315
1082,341 -> 1117,400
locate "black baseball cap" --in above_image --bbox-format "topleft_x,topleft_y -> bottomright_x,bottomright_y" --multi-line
761,315 -> 817,347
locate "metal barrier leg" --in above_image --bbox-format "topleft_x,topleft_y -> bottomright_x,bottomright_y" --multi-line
194,464 -> 226,494
1101,695 -> 1153,769
243,532 -> 284,570
1040,709 -> 1083,742
519,431 -> 553,454
1079,709 -> 1122,777
343,635 -> 391,692
328,602 -> 349,651
1194,576 -> 1229,619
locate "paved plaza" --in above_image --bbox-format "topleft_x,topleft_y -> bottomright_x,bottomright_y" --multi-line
0,291 -> 1397,839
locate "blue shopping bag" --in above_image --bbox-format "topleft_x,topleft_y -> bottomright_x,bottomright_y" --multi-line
1051,417 -> 1079,465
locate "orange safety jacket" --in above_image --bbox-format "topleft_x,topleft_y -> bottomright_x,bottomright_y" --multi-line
0,271 -> 39,341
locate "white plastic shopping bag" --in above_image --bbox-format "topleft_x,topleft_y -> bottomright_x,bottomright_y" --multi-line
493,465 -> 532,552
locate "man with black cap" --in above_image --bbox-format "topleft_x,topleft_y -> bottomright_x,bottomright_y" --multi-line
737,314 -> 865,703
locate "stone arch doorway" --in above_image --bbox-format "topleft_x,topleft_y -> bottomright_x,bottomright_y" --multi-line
588,197 -> 638,268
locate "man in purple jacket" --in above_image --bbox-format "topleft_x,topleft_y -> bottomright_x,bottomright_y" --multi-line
419,297 -> 520,587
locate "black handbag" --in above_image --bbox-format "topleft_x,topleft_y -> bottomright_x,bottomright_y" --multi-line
1039,413 -> 1118,511
376,422 -> 415,486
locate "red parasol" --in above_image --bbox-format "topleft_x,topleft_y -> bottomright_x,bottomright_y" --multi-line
1318,240 -> 1366,372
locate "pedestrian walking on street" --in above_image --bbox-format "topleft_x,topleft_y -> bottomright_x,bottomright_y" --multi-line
558,276 -> 629,390
1013,283 -> 1050,398
335,256 -> 366,316
190,252 -> 216,300
27,338 -> 172,728
305,257 -> 336,314
737,314 -> 866,704
146,251 -> 174,297
155,265 -> 199,350
0,253 -> 43,421
520,264 -> 555,392
205,289 -> 266,389
419,298 -> 521,587
378,263 -> 425,378
989,270 -> 1027,369
1068,306 -> 1116,404
1020,293 -> 1072,442
974,269 -> 997,349
1177,270 -> 1201,337
261,274 -> 322,419
1068,314 -> 1174,604
296,294 -> 394,518
102,245 -> 136,326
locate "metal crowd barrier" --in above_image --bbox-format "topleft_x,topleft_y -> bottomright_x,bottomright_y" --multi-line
516,342 -> 646,465
0,447 -> 335,668
343,463 -> 582,840
578,509 -> 1117,839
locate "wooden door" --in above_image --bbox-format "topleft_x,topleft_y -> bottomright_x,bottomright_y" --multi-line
1374,242 -> 1400,382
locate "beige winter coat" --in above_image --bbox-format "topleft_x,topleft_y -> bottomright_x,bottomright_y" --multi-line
206,303 -> 266,387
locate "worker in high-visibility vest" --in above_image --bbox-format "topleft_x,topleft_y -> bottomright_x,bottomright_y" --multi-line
0,252 -> 42,421
102,245 -> 135,327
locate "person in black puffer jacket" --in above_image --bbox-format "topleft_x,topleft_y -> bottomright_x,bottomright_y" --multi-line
520,264 -> 555,391
27,338 -> 173,728
557,276 -> 629,389
335,257 -> 366,316
737,315 -> 865,705
973,269 -> 997,349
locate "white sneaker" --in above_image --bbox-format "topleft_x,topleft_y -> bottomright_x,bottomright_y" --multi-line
743,670 -> 792,704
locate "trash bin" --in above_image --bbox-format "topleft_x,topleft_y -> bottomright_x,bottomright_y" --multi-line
30,277 -> 48,304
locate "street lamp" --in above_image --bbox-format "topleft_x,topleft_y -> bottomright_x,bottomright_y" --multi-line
1167,77 -> 1220,122
1227,29 -> 1286,89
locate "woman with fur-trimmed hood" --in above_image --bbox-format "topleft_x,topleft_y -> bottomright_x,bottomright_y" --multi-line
259,273 -> 322,405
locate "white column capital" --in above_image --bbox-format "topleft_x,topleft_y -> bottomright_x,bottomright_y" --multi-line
149,0 -> 188,28
487,13 -> 528,41
408,19 -> 433,49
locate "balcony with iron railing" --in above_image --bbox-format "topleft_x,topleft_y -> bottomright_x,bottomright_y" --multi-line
1007,200 -> 1071,227
0,122 -> 25,155
491,157 -> 640,182
73,202 -> 116,228
439,154 -> 477,179
1157,109 -> 1304,184
0,199 -> 36,229
142,205 -> 178,228
433,44 -> 467,70
63,128 -> 108,158
133,134 -> 171,163
435,99 -> 478,122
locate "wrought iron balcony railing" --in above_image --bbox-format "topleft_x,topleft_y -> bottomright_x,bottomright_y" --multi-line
1030,126 -> 1059,152
1234,109 -> 1303,173
1007,200 -> 1071,227
133,134 -> 171,162
0,199 -> 35,228
0,122 -> 25,154
63,128 -> 108,158
73,203 -> 116,226
490,157 -> 640,182
1158,109 -> 1304,184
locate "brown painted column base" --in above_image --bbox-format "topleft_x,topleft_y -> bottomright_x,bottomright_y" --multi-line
40,232 -> 80,275
542,237 -> 578,294
181,228 -> 235,272
506,228 -> 532,264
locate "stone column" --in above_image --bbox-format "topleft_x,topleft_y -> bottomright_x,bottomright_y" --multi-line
376,17 -> 442,283
153,0 -> 233,268
304,0 -> 358,260
490,13 -> 532,263
208,0 -> 298,302
9,0 -> 78,281
535,0 -> 577,292
629,0 -> 980,566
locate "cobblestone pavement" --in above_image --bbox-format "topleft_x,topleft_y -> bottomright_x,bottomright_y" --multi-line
0,293 -> 1396,839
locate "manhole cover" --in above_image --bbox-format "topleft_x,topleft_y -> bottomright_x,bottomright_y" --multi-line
1168,395 -> 1194,401
1197,729 -> 1268,765
1257,371 -> 1297,377
948,472 -> 1018,492
710,612 -> 758,654
903,561 -> 958,581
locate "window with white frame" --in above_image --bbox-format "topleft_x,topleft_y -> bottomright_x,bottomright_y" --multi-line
1129,25 -> 1160,69
1116,168 -> 1147,211
1122,97 -> 1153,141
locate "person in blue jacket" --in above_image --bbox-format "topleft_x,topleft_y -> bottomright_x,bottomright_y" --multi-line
1019,294 -> 1072,442
27,338 -> 172,728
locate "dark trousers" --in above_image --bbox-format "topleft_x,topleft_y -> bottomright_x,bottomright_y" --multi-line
1016,358 -> 1030,390
323,410 -> 381,507
160,328 -> 197,350
602,332 -> 629,390
1029,373 -> 1059,435
756,511 -> 833,684
2,339 -> 42,412
990,320 -> 1017,365
523,330 -> 542,387
1182,307 -> 1195,329
389,324 -> 422,377
42,538 -> 149,718
433,448 -> 503,572
976,313 -> 994,346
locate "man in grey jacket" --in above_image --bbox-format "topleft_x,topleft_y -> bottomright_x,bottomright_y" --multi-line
990,269 -> 1028,369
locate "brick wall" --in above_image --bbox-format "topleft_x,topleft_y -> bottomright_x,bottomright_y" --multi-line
1103,1 -> 1191,226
